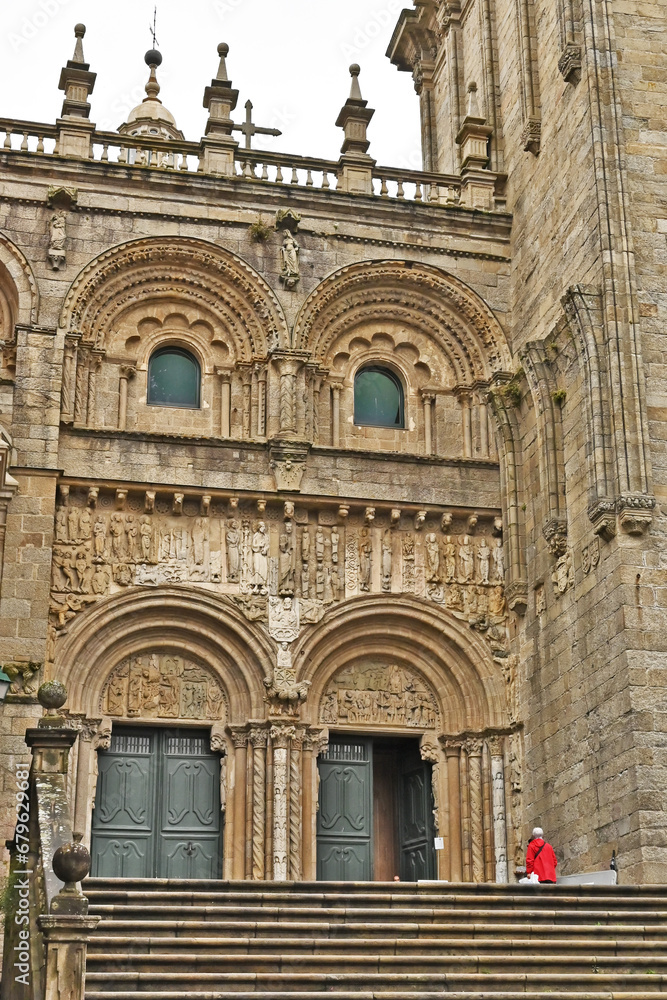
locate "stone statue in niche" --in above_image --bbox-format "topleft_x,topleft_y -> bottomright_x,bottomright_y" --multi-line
402,534 -> 415,593
93,516 -> 106,559
251,521 -> 269,594
192,517 -> 208,566
381,530 -> 392,592
139,515 -> 154,563
278,520 -> 296,596
425,532 -> 440,583
226,518 -> 240,582
331,527 -> 340,564
279,231 -> 300,290
320,661 -> 438,729
55,508 -> 68,543
79,508 -> 92,541
48,210 -> 67,270
478,537 -> 491,584
67,506 -> 79,543
459,534 -> 474,583
359,528 -> 372,592
101,653 -> 227,720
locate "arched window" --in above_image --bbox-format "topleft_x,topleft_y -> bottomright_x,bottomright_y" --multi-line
147,347 -> 200,408
354,366 -> 404,428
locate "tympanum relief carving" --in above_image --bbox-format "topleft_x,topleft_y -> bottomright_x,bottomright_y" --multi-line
320,662 -> 439,730
101,653 -> 227,721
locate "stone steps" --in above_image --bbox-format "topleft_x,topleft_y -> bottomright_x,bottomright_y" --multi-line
83,879 -> 667,999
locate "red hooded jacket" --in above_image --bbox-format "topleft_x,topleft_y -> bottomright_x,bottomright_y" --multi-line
526,838 -> 557,882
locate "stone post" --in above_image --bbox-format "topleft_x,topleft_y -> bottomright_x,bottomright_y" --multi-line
457,389 -> 473,458
330,380 -> 343,448
336,65 -> 376,196
201,43 -> 240,176
61,334 -> 80,423
270,724 -> 295,880
56,25 -> 97,160
248,725 -> 267,880
455,83 -> 495,211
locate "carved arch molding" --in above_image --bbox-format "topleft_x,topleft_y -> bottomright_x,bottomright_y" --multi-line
58,236 -> 289,359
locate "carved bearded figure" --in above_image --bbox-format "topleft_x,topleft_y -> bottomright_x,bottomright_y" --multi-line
478,537 -> 491,584
226,519 -> 240,582
359,528 -> 372,592
459,534 -> 474,583
425,532 -> 440,582
278,521 -> 296,595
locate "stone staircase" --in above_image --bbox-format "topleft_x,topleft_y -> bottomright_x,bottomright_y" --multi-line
83,879 -> 667,999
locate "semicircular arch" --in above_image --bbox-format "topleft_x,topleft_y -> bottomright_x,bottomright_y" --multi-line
293,594 -> 507,735
58,237 -> 289,360
293,260 -> 511,385
0,234 -> 39,331
53,586 -> 276,722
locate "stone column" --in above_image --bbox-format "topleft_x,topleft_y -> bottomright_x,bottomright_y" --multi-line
421,391 -> 435,455
302,729 -> 328,880
270,724 -> 295,881
241,372 -> 252,439
289,728 -> 305,881
228,727 -> 247,879
61,334 -> 80,422
117,365 -> 135,432
458,390 -> 473,458
74,348 -> 89,426
216,369 -> 232,438
489,736 -> 508,883
256,365 -> 267,439
478,395 -> 489,457
466,739 -> 485,883
420,738 -> 444,877
248,726 -> 267,880
443,740 -> 463,881
331,383 -> 341,448
87,350 -> 104,428
73,721 -> 97,842
278,360 -> 299,436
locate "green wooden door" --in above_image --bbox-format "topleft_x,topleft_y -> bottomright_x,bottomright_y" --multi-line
91,727 -> 222,879
317,739 -> 372,880
398,750 -> 436,880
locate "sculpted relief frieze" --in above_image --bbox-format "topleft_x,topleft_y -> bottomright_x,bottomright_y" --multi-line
320,662 -> 439,730
101,653 -> 227,721
48,486 -> 509,667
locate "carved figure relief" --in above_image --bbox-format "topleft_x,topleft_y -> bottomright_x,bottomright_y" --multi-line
459,534 -> 474,583
268,597 -> 300,642
278,520 -> 296,595
381,530 -> 392,592
320,661 -> 438,729
48,210 -> 67,270
101,653 -> 227,721
279,231 -> 300,290
359,528 -> 372,592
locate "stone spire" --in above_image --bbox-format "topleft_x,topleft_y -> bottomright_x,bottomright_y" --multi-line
118,48 -> 184,140
200,43 -> 240,177
336,65 -> 376,195
58,23 -> 96,119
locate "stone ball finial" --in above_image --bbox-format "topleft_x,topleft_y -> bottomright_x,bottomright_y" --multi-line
38,680 -> 67,712
218,42 -> 229,57
349,64 -> 360,77
145,48 -> 162,67
53,833 -> 91,886
74,23 -> 86,37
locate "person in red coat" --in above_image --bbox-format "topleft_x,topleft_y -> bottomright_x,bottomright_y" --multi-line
525,827 -> 558,883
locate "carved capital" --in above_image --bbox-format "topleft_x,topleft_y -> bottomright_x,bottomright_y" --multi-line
227,725 -> 248,750
505,580 -> 528,614
617,493 -> 655,535
521,117 -> 541,156
465,737 -> 483,757
304,728 -> 329,756
248,725 -> 268,749
419,739 -> 440,763
270,724 -> 297,749
487,735 -> 504,757
588,498 -> 617,541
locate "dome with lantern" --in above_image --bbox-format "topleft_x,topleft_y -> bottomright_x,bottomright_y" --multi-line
118,48 -> 184,140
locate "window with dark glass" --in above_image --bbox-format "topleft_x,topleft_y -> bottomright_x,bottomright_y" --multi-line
354,366 -> 404,428
147,347 -> 200,408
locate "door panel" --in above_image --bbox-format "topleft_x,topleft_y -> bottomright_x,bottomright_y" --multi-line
317,739 -> 372,880
92,726 -> 222,879
399,753 -> 436,881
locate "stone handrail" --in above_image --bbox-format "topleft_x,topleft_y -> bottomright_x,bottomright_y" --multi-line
0,118 -> 58,155
0,119 -> 473,209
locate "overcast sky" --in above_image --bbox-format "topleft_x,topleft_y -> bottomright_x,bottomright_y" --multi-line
1,0 -> 422,169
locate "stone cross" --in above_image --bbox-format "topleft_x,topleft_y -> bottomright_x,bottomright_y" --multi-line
233,100 -> 281,149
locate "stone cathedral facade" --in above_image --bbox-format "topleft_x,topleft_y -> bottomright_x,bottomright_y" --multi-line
0,0 -> 665,889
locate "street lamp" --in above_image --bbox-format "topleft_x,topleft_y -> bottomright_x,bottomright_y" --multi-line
0,669 -> 11,701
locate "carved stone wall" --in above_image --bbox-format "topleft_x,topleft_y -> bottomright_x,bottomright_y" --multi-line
100,653 -> 227,722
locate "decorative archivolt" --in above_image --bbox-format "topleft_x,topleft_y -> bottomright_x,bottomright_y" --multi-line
52,585 -> 276,721
293,260 -> 512,385
293,594 -> 508,734
0,233 -> 39,332
58,237 -> 289,360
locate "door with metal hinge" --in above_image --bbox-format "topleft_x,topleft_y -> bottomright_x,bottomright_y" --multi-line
316,738 -> 372,880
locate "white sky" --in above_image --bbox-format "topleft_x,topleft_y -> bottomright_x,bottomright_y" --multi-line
1,0 -> 423,169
